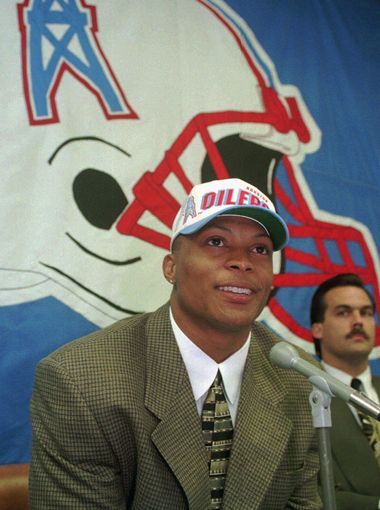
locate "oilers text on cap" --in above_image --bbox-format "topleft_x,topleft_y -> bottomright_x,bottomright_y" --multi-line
171,178 -> 289,251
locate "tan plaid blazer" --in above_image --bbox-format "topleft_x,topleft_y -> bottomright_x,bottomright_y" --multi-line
29,304 -> 321,509
329,377 -> 380,510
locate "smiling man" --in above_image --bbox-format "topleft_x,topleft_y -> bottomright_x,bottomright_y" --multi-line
310,273 -> 380,509
29,178 -> 321,509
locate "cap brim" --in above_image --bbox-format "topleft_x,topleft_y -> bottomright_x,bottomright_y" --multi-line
177,205 -> 289,251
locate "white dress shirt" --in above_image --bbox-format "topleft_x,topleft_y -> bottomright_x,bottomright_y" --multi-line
170,309 -> 250,425
321,361 -> 380,424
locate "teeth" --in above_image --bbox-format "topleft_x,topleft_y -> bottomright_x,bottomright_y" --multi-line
220,286 -> 251,295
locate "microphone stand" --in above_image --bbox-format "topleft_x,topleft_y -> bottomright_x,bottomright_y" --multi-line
269,341 -> 380,507
308,375 -> 337,510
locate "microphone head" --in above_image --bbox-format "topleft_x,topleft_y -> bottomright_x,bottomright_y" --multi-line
269,341 -> 300,369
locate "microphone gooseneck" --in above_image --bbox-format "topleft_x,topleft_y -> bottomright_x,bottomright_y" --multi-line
269,341 -> 380,421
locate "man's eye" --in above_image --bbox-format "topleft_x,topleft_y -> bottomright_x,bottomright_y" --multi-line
252,245 -> 269,255
207,238 -> 224,247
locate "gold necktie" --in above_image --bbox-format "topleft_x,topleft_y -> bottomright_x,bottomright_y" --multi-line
351,378 -> 380,466
201,371 -> 234,509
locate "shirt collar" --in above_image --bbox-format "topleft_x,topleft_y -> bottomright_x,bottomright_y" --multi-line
321,361 -> 373,391
169,309 -> 250,406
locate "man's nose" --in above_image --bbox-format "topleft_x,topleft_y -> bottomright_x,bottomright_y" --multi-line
227,248 -> 253,272
352,309 -> 363,325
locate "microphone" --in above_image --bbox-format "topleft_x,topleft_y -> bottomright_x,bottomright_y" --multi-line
269,341 -> 380,421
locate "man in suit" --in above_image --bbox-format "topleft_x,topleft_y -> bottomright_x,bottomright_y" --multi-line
310,273 -> 380,510
29,177 -> 321,509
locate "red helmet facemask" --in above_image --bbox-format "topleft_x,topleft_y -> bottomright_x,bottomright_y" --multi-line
115,0 -> 379,344
115,85 -> 380,345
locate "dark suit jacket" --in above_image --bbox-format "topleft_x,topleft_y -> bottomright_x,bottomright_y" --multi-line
29,304 -> 321,509
330,377 -> 380,510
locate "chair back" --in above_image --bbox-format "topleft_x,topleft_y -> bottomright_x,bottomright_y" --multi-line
0,464 -> 29,510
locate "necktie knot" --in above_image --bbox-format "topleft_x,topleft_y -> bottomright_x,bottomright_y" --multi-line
351,377 -> 363,391
350,377 -> 380,466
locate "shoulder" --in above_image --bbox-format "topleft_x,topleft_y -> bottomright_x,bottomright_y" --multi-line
37,303 -> 171,375
372,374 -> 380,391
249,321 -> 321,408
251,321 -> 319,367
32,304 -> 173,411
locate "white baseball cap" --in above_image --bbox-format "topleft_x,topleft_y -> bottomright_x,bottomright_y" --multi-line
171,178 -> 289,251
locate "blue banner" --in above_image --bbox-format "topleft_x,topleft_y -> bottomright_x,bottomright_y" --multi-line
1,0 -> 379,464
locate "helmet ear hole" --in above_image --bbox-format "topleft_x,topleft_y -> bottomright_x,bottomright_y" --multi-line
200,134 -> 282,202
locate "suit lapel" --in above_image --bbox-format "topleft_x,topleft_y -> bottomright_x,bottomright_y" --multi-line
372,376 -> 380,397
144,306 -> 210,508
143,308 -> 315,508
223,332 -> 293,509
330,397 -> 380,492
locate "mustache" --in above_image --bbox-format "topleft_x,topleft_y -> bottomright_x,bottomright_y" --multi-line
346,327 -> 369,340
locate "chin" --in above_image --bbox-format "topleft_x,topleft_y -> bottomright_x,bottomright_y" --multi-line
218,313 -> 256,331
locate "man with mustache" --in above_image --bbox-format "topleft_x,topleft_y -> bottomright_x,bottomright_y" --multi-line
310,273 -> 380,510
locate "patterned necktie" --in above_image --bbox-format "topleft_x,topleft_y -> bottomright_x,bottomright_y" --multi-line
201,371 -> 234,509
351,377 -> 380,466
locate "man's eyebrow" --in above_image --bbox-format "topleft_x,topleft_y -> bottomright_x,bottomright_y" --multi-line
197,226 -> 273,247
334,304 -> 374,311
361,304 -> 375,312
201,224 -> 271,238
201,225 -> 230,233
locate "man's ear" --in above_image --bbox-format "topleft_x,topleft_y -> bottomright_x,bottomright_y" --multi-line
162,253 -> 176,284
311,322 -> 323,340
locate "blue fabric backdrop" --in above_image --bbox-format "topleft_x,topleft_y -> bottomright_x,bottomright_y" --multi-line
1,0 -> 379,464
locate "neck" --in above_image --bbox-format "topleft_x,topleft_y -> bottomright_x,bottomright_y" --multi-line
322,355 -> 369,378
192,332 -> 248,363
171,304 -> 250,363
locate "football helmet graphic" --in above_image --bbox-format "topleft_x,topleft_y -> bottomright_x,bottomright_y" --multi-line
3,0 -> 379,347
